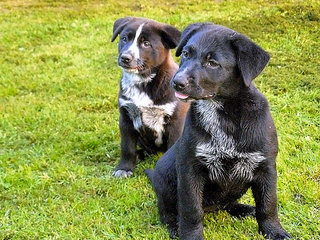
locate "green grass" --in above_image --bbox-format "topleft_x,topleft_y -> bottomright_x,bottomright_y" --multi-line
0,0 -> 319,239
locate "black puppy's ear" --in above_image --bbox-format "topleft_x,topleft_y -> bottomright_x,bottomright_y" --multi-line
176,23 -> 212,56
160,25 -> 181,49
231,33 -> 270,87
111,17 -> 133,42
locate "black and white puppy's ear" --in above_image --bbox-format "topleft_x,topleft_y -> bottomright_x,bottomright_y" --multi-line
160,25 -> 181,49
176,23 -> 212,56
111,17 -> 133,42
231,33 -> 270,87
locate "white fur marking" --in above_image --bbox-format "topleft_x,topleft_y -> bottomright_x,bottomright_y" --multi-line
119,73 -> 177,146
121,71 -> 155,90
127,24 -> 144,59
230,152 -> 265,182
195,100 -> 265,182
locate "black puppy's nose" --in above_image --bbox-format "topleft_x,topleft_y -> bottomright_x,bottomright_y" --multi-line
171,78 -> 189,91
121,53 -> 133,63
172,81 -> 187,91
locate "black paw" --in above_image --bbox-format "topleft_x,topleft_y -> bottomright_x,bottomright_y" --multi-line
226,203 -> 256,218
259,220 -> 290,240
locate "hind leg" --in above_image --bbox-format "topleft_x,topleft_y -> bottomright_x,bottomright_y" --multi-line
150,142 -> 180,238
225,201 -> 256,218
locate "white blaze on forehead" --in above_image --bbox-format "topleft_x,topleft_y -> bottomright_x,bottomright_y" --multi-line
127,23 -> 144,59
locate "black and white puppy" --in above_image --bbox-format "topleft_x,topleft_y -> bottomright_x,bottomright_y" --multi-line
111,17 -> 189,178
146,23 -> 290,239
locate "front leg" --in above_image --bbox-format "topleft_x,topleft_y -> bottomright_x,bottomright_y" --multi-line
113,109 -> 138,178
252,164 -> 290,239
177,162 -> 205,240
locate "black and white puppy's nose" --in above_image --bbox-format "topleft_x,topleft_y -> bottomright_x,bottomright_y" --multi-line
120,53 -> 133,63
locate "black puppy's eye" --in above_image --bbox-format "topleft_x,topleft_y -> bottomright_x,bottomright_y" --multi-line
206,60 -> 220,68
182,50 -> 189,58
142,41 -> 151,48
121,36 -> 128,42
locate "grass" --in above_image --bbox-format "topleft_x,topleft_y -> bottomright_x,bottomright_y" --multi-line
0,0 -> 319,239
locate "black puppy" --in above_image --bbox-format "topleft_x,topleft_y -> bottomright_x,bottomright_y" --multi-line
146,23 -> 290,240
111,17 -> 189,178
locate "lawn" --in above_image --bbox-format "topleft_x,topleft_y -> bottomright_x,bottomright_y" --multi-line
0,0 -> 319,239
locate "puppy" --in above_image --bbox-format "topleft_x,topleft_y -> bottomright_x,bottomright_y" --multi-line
111,17 -> 189,178
146,23 -> 290,239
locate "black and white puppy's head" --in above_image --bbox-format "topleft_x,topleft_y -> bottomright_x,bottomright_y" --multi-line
171,23 -> 270,101
111,17 -> 181,77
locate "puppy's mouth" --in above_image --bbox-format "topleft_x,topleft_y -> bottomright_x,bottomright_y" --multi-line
119,59 -> 146,74
121,65 -> 144,74
175,91 -> 216,102
175,92 -> 190,102
201,93 -> 216,100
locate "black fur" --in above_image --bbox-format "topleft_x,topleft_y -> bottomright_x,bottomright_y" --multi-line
146,23 -> 289,240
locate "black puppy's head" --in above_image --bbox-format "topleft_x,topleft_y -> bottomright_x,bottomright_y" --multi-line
111,17 -> 181,75
171,23 -> 270,101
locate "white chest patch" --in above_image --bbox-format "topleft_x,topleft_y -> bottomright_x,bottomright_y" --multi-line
195,100 -> 265,183
119,72 -> 177,147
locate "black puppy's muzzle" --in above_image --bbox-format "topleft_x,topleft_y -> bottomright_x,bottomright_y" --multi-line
171,74 -> 191,92
171,80 -> 188,92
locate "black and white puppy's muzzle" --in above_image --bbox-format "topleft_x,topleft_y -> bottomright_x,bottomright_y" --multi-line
118,51 -> 146,74
118,50 -> 147,74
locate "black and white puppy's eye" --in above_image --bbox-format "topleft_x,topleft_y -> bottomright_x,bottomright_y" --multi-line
142,41 -> 151,48
182,50 -> 189,58
121,36 -> 128,43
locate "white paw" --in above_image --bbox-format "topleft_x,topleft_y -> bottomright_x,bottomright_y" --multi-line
112,169 -> 133,178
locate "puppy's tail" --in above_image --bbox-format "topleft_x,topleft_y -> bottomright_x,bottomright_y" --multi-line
144,168 -> 154,183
